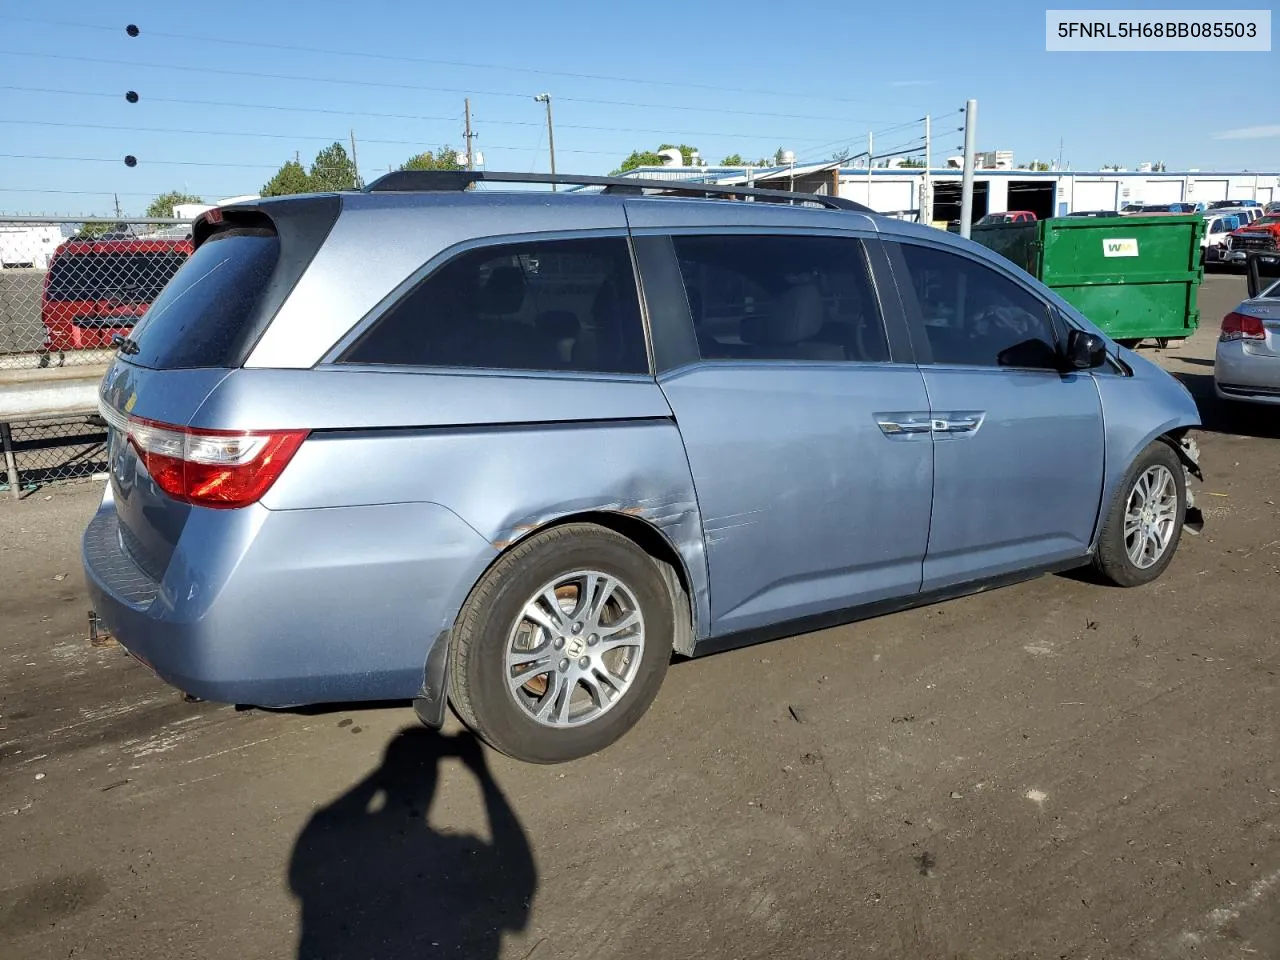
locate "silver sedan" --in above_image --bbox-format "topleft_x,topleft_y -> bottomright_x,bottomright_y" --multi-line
1215,275 -> 1280,405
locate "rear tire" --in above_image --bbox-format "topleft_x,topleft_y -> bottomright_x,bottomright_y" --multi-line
1093,441 -> 1186,587
448,523 -> 672,764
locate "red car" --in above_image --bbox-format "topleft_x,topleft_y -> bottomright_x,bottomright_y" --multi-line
977,210 -> 1037,225
1225,214 -> 1280,267
41,235 -> 191,353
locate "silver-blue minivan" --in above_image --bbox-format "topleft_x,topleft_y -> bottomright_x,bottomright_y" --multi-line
84,172 -> 1204,763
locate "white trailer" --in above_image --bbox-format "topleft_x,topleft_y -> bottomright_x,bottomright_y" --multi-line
0,224 -> 63,270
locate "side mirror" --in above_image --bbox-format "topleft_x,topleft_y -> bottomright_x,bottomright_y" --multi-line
1065,328 -> 1107,369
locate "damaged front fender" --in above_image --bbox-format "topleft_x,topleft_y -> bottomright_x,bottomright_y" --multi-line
1173,433 -> 1205,536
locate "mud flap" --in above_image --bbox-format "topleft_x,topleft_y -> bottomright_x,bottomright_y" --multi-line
1175,435 -> 1204,535
412,628 -> 452,729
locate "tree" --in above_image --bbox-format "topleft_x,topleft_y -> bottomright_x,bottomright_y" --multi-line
899,157 -> 926,168
1101,163 -> 1123,171
75,221 -> 125,239
261,159 -> 313,197
613,143 -> 700,174
146,191 -> 202,218
720,153 -> 745,166
309,142 -> 360,192
400,146 -> 464,171
1028,160 -> 1051,172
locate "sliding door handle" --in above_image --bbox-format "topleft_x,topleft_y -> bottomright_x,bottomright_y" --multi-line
931,411 -> 985,435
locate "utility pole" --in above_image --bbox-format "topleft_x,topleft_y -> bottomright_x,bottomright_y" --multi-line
464,98 -> 474,170
959,99 -> 977,239
866,131 -> 873,206
113,193 -> 122,218
922,115 -> 932,225
534,93 -> 556,190
349,129 -> 360,187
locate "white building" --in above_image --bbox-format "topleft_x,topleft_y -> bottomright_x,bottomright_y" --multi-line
172,195 -> 261,220
622,165 -> 1280,223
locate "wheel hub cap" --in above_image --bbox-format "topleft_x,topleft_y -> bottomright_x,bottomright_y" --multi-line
504,570 -> 646,728
1124,464 -> 1177,570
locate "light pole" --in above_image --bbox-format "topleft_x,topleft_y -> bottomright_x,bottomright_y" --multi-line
534,93 -> 557,190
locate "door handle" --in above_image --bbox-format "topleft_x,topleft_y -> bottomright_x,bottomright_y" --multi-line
877,415 -> 933,437
931,411 -> 985,435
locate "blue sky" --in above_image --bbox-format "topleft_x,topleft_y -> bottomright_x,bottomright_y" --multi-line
1,0 -> 1276,215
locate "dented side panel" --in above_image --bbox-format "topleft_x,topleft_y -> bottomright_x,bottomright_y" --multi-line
263,415 -> 710,638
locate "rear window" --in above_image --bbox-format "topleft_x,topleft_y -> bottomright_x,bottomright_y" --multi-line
126,230 -> 280,369
46,250 -> 188,302
340,236 -> 649,375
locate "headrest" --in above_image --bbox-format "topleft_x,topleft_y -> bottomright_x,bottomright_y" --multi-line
740,284 -> 824,345
479,265 -> 525,314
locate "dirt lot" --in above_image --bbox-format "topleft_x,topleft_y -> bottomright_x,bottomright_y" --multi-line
1,273 -> 1276,960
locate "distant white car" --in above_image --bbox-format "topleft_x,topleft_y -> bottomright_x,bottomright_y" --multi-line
1201,213 -> 1242,264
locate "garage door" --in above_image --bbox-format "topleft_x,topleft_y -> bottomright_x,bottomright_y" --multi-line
1145,180 -> 1186,204
1192,179 -> 1228,203
1256,187 -> 1274,206
870,181 -> 914,214
1073,181 -> 1117,211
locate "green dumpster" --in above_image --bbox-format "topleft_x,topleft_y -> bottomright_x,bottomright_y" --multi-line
971,214 -> 1205,347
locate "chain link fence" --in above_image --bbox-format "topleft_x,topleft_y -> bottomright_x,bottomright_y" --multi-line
1,217 -> 192,369
1,414 -> 110,496
1,217 -> 190,499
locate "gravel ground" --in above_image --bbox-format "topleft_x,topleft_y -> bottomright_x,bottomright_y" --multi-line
1,273 -> 1276,960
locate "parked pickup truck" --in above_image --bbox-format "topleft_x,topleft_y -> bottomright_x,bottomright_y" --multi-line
1225,214 -> 1280,267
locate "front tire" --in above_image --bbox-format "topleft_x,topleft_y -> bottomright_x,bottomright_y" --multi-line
448,523 -> 672,764
1093,441 -> 1186,587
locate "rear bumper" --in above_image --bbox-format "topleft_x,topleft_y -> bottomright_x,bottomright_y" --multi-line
83,485 -> 496,708
1213,339 -> 1280,405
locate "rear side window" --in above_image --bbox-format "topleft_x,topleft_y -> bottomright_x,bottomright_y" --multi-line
341,236 -> 649,375
670,234 -> 889,363
126,230 -> 280,370
46,250 -> 188,302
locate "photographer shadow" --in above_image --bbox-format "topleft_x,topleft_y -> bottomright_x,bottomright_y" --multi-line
288,727 -> 535,960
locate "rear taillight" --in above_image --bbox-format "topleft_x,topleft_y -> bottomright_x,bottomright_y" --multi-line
1220,311 -> 1266,342
102,406 -> 306,508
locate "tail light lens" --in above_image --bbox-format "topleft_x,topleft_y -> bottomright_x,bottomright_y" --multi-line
1220,311 -> 1266,342
102,406 -> 306,508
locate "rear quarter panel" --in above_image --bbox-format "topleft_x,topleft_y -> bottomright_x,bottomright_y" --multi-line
228,370 -> 711,641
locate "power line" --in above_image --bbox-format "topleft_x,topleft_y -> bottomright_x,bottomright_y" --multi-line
0,86 -> 847,144
0,50 -> 892,124
0,188 -> 237,198
6,14 -> 924,108
0,152 -> 281,170
0,119 -> 623,156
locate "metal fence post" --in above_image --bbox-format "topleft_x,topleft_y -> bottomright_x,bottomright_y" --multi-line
1,421 -> 19,500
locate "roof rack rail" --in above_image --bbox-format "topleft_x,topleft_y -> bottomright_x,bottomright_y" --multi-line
363,170 -> 873,213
